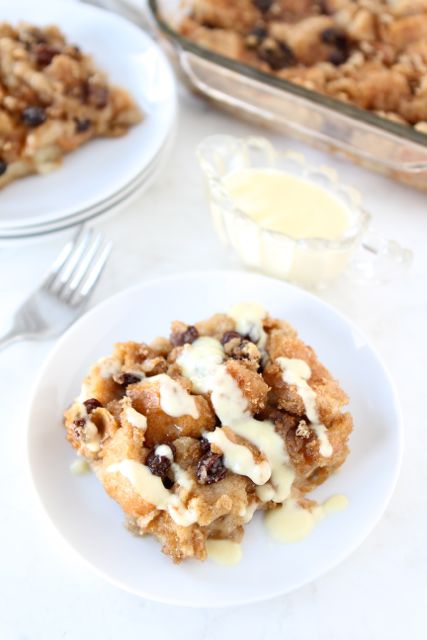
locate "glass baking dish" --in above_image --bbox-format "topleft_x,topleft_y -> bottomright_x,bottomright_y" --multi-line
145,0 -> 427,191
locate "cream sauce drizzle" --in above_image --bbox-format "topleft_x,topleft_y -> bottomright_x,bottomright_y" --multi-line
178,337 -> 295,502
276,357 -> 332,457
171,462 -> 194,491
239,501 -> 259,524
256,483 -> 276,502
98,356 -> 121,379
206,428 -> 271,485
148,374 -> 199,419
155,444 -> 174,461
84,419 -> 101,453
206,540 -> 242,566
125,407 -> 147,430
228,302 -> 267,350
77,382 -> 93,403
177,336 -> 224,393
73,403 -> 101,453
265,494 -> 348,543
107,459 -> 197,527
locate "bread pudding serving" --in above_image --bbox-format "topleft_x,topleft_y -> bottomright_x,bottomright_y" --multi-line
0,22 -> 142,189
179,0 -> 427,131
64,303 -> 352,563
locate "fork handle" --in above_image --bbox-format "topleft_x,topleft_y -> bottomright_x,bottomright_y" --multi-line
0,325 -> 28,351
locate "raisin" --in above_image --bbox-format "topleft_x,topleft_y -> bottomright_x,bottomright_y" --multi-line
83,398 -> 102,414
22,106 -> 46,127
221,330 -> 241,345
199,437 -> 211,455
328,49 -> 349,65
75,118 -> 92,133
321,28 -> 350,65
0,160 -> 7,176
196,452 -> 226,485
162,477 -> 174,489
321,27 -> 348,49
201,20 -> 217,29
245,25 -> 268,48
34,43 -> 60,66
73,417 -> 86,439
253,0 -> 274,12
170,325 -> 199,347
258,40 -> 296,70
318,0 -> 333,15
122,373 -> 141,386
84,82 -> 109,109
146,448 -> 173,477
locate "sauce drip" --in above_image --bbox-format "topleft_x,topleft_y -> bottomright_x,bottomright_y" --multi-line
206,540 -> 242,566
107,459 -> 197,527
148,374 -> 199,419
276,357 -> 332,457
265,495 -> 348,543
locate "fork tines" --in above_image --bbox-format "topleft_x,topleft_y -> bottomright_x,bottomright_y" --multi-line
43,226 -> 112,305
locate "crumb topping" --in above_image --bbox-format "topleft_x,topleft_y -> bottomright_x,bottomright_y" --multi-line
178,0 -> 427,130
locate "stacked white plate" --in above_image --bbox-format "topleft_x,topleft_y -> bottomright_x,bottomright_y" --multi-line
0,0 -> 177,240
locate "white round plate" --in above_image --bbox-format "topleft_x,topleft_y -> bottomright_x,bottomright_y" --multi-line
0,134 -> 173,241
0,0 -> 176,229
27,271 -> 403,607
0,162 -> 152,242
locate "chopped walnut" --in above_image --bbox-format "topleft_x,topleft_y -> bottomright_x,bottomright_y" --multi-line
223,336 -> 262,370
296,419 -> 311,438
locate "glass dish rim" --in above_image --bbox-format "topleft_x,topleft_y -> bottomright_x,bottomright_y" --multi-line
148,0 -> 427,157
197,134 -> 371,251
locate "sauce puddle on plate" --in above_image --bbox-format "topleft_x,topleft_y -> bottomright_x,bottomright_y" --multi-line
265,495 -> 349,543
206,540 -> 242,566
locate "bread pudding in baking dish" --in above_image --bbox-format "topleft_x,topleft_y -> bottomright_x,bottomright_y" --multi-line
179,0 -> 427,132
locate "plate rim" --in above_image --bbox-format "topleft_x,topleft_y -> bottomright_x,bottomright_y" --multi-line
0,129 -> 174,241
26,270 -> 404,606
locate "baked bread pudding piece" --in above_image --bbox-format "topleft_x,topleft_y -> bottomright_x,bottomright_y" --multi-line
179,0 -> 427,132
0,23 -> 142,189
64,303 -> 352,563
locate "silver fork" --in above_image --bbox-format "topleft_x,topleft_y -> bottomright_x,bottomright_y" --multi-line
0,226 -> 112,351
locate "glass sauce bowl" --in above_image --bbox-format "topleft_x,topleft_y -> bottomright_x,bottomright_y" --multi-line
197,135 -> 411,289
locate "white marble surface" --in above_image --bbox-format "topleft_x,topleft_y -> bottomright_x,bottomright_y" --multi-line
1,81 -> 426,638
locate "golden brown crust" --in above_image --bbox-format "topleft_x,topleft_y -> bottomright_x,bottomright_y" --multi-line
226,359 -> 269,414
127,378 -> 217,447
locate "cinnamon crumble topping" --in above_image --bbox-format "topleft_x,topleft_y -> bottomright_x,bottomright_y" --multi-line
179,0 -> 427,131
